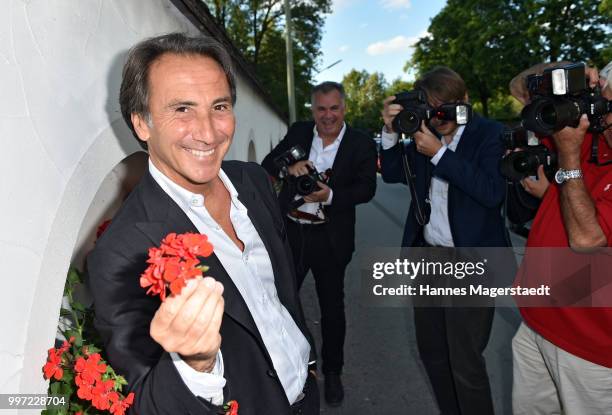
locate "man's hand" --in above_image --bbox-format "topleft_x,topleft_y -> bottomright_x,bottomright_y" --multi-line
303,181 -> 331,203
414,121 -> 443,157
288,160 -> 314,177
382,96 -> 403,133
585,66 -> 599,89
150,276 -> 225,372
552,114 -> 590,169
521,165 -> 550,199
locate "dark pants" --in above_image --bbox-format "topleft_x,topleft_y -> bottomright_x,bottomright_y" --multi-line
287,219 -> 348,374
414,306 -> 495,415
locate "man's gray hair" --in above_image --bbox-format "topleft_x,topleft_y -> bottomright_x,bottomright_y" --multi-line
311,81 -> 345,105
119,33 -> 236,148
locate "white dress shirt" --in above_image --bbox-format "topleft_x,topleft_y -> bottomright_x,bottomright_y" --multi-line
380,125 -> 466,247
148,160 -> 311,405
292,123 -> 346,222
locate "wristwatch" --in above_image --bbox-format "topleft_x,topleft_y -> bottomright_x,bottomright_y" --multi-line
554,168 -> 583,184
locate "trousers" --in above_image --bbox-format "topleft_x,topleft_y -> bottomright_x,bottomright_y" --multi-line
287,219 -> 349,374
512,322 -> 612,415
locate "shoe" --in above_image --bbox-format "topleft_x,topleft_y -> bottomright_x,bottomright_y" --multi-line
324,372 -> 344,406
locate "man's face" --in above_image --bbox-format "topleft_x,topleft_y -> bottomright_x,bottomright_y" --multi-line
132,53 -> 235,193
312,90 -> 345,139
428,96 -> 458,137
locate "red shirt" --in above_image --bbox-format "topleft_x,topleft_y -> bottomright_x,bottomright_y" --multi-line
520,133 -> 612,367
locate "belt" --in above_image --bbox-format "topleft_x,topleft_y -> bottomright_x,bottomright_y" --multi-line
287,210 -> 326,225
423,242 -> 453,248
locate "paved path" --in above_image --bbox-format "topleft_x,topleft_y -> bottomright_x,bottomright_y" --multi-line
300,176 -> 524,414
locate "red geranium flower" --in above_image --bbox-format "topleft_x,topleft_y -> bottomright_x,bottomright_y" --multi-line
42,267 -> 135,415
43,349 -> 64,380
42,337 -> 74,381
91,379 -> 116,410
140,232 -> 213,301
75,353 -> 106,388
76,379 -> 94,401
110,391 -> 134,415
225,400 -> 239,415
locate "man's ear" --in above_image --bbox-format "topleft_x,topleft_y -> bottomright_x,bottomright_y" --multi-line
463,93 -> 469,103
131,113 -> 151,143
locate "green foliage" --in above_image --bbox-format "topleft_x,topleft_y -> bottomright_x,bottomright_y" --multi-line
42,268 -> 131,414
342,70 -> 414,134
600,0 -> 612,15
343,70 -> 386,134
472,92 -> 522,121
204,0 -> 332,119
411,0 -> 610,119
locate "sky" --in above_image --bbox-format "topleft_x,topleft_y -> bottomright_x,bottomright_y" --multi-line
313,0 -> 447,85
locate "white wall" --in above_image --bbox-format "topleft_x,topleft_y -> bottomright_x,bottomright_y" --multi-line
0,0 -> 286,406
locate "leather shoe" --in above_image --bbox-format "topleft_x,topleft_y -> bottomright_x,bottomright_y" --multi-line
324,372 -> 344,406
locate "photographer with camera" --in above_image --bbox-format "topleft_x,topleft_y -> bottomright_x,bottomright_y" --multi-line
510,61 -> 612,415
262,81 -> 377,406
380,66 -> 508,415
507,62 -> 602,200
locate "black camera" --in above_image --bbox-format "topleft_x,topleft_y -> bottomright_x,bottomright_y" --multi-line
273,145 -> 307,178
503,127 -> 529,150
273,145 -> 326,196
502,126 -> 542,150
500,145 -> 558,181
522,62 -> 611,135
392,89 -> 472,135
392,90 -> 433,135
526,62 -> 586,97
295,166 -> 325,196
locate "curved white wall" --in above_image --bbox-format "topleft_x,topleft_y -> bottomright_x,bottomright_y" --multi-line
0,0 -> 287,405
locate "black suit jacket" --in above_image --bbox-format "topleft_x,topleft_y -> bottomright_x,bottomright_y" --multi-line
87,161 -> 313,415
380,115 -> 509,247
261,121 -> 377,265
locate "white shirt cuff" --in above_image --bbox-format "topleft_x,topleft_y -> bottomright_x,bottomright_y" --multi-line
430,145 -> 447,165
381,127 -> 399,150
323,188 -> 333,205
170,351 -> 226,405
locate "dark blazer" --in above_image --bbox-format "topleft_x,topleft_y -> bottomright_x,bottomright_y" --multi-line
261,121 -> 377,265
87,161 -> 313,415
380,115 -> 509,248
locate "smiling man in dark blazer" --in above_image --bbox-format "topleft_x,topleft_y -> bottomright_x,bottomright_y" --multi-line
88,33 -> 318,415
380,67 -> 508,415
261,82 -> 377,406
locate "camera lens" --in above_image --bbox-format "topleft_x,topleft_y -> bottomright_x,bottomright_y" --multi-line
500,145 -> 557,182
500,152 -> 537,181
545,98 -> 581,130
522,97 -> 583,135
513,152 -> 539,173
296,175 -> 318,195
393,109 -> 421,135
540,104 -> 557,127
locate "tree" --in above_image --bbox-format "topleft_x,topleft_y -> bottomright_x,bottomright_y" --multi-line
411,0 -> 610,118
204,0 -> 331,119
387,78 -> 413,96
342,69 -> 413,134
342,70 -> 387,134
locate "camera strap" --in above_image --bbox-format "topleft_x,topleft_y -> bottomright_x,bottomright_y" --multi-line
399,139 -> 430,226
